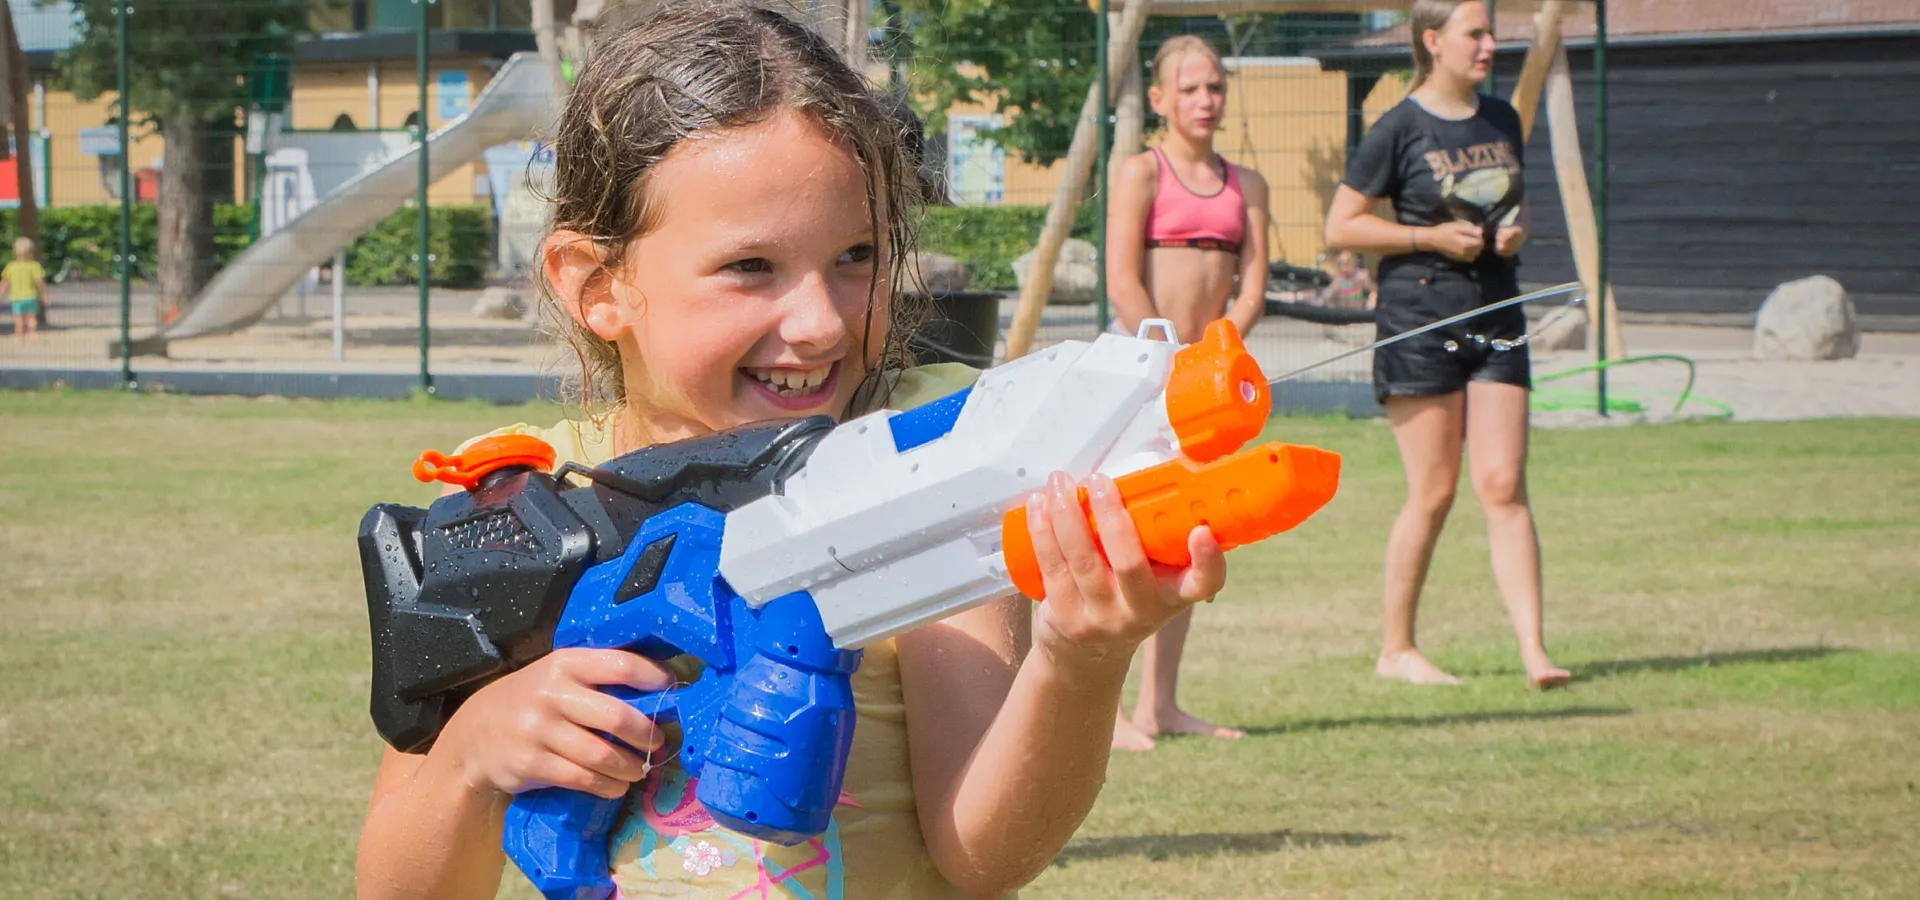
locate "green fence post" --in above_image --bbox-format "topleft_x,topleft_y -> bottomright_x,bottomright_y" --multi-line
416,0 -> 434,395
116,0 -> 132,388
1094,0 -> 1110,335
1594,0 -> 1608,417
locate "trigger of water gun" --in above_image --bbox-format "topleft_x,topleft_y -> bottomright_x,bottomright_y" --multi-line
1001,442 -> 1342,601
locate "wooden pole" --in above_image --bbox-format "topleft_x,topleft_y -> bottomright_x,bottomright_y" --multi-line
1003,0 -> 1152,361
1108,29 -> 1146,174
1508,0 -> 1565,142
1545,45 -> 1625,359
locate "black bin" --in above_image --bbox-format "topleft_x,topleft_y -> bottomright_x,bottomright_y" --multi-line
910,291 -> 1003,369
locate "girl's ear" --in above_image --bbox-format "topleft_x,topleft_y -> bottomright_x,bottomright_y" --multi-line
542,230 -> 634,341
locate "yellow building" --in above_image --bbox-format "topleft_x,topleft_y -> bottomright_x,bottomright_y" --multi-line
20,5 -> 536,210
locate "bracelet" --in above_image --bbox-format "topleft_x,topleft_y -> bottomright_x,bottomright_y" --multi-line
1408,227 -> 1418,254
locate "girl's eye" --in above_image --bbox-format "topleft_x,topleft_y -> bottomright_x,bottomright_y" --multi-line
727,258 -> 773,275
840,244 -> 875,265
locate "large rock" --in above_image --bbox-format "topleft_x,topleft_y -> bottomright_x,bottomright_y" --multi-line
1012,238 -> 1100,306
910,252 -> 971,296
472,286 -> 528,321
1753,275 -> 1858,360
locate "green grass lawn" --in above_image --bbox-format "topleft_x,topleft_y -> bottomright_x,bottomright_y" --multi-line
1,390 -> 1915,899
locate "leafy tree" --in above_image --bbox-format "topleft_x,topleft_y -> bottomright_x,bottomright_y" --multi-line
886,2 -> 1367,169
888,0 -> 1101,168
56,0 -> 319,322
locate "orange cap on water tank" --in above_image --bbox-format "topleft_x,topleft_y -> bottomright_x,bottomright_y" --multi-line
411,434 -> 557,490
1164,319 -> 1271,463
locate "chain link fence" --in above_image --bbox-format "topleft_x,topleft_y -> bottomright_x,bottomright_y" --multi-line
0,0 -> 1555,415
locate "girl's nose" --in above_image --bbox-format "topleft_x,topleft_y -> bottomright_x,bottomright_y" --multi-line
780,271 -> 849,352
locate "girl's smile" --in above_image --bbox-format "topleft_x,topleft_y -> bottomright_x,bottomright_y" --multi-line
548,107 -> 891,446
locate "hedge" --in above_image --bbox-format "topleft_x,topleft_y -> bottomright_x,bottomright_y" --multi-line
0,203 -> 495,289
0,200 -> 1078,293
918,203 -> 1099,291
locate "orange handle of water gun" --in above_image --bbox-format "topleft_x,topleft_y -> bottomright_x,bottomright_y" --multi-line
1166,318 -> 1271,464
1001,441 -> 1342,601
412,434 -> 557,490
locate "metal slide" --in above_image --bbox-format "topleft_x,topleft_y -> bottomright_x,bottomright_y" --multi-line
163,52 -> 554,341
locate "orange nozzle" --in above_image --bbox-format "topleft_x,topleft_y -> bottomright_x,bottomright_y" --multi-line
412,434 -> 557,490
1001,442 -> 1341,601
1165,319 -> 1271,463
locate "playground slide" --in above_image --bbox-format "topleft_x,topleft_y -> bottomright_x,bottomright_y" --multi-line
162,52 -> 554,341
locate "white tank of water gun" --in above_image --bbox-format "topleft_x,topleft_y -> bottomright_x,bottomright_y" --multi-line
717,318 -> 1342,650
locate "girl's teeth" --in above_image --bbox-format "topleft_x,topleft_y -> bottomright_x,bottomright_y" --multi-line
749,365 -> 832,397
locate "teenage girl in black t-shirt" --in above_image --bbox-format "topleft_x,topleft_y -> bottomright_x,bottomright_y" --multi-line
1323,0 -> 1569,691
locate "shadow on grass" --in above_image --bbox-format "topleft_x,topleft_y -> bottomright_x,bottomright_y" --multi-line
1056,828 -> 1390,864
1239,705 -> 1631,737
1574,645 -> 1847,683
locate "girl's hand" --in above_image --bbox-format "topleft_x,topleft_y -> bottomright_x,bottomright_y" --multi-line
433,648 -> 675,800
1494,225 -> 1527,257
1023,472 -> 1228,674
1425,222 -> 1485,263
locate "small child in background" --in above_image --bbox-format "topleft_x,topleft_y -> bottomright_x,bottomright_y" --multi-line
4,237 -> 46,341
1319,248 -> 1376,310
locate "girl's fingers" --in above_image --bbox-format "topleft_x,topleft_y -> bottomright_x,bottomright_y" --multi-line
1178,525 -> 1228,601
551,688 -> 666,753
1023,489 -> 1082,618
524,753 -> 634,801
556,648 -> 676,693
1045,472 -> 1117,608
543,723 -> 654,789
1085,475 -> 1160,608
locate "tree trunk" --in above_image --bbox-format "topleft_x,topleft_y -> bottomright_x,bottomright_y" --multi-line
156,116 -> 214,326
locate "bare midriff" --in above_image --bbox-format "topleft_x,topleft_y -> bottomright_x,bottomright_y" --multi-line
1142,244 -> 1240,344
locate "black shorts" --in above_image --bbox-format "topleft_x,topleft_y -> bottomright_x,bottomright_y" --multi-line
1372,266 -> 1531,406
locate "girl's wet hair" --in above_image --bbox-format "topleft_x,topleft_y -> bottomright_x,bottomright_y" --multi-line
536,0 -> 930,416
1149,34 -> 1223,90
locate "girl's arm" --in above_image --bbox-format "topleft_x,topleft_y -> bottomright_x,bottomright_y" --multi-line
357,748 -> 511,900
1103,152 -> 1160,334
358,479 -> 674,900
1225,166 -> 1271,338
1325,185 -> 1483,263
900,473 -> 1228,899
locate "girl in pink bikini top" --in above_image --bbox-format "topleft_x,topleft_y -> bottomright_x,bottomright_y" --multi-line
1145,145 -> 1247,254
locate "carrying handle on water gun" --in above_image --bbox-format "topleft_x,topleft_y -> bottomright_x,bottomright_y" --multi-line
1001,319 -> 1342,600
413,434 -> 558,490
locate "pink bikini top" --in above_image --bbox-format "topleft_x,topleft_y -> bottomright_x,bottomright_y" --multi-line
1145,146 -> 1246,254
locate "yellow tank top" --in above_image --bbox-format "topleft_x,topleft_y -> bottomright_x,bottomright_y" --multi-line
461,364 -> 992,900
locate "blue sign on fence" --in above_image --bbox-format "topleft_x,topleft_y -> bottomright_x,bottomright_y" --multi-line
436,71 -> 470,121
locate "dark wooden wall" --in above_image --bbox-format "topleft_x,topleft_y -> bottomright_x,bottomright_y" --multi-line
1500,34 -> 1920,319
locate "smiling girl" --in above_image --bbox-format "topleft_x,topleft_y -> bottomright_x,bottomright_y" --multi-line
353,4 -> 1241,898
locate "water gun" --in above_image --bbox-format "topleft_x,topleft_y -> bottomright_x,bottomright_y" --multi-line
356,318 -> 1342,900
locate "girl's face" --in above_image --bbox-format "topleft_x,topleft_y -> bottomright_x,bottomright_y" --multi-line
1425,1 -> 1496,86
1150,52 -> 1226,143
555,109 -> 889,445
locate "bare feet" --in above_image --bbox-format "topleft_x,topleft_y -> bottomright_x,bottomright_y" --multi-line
1524,656 -> 1572,691
1376,649 -> 1462,686
1133,708 -> 1244,741
1112,715 -> 1156,752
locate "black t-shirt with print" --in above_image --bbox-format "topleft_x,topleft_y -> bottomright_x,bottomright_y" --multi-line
1342,94 -> 1525,289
